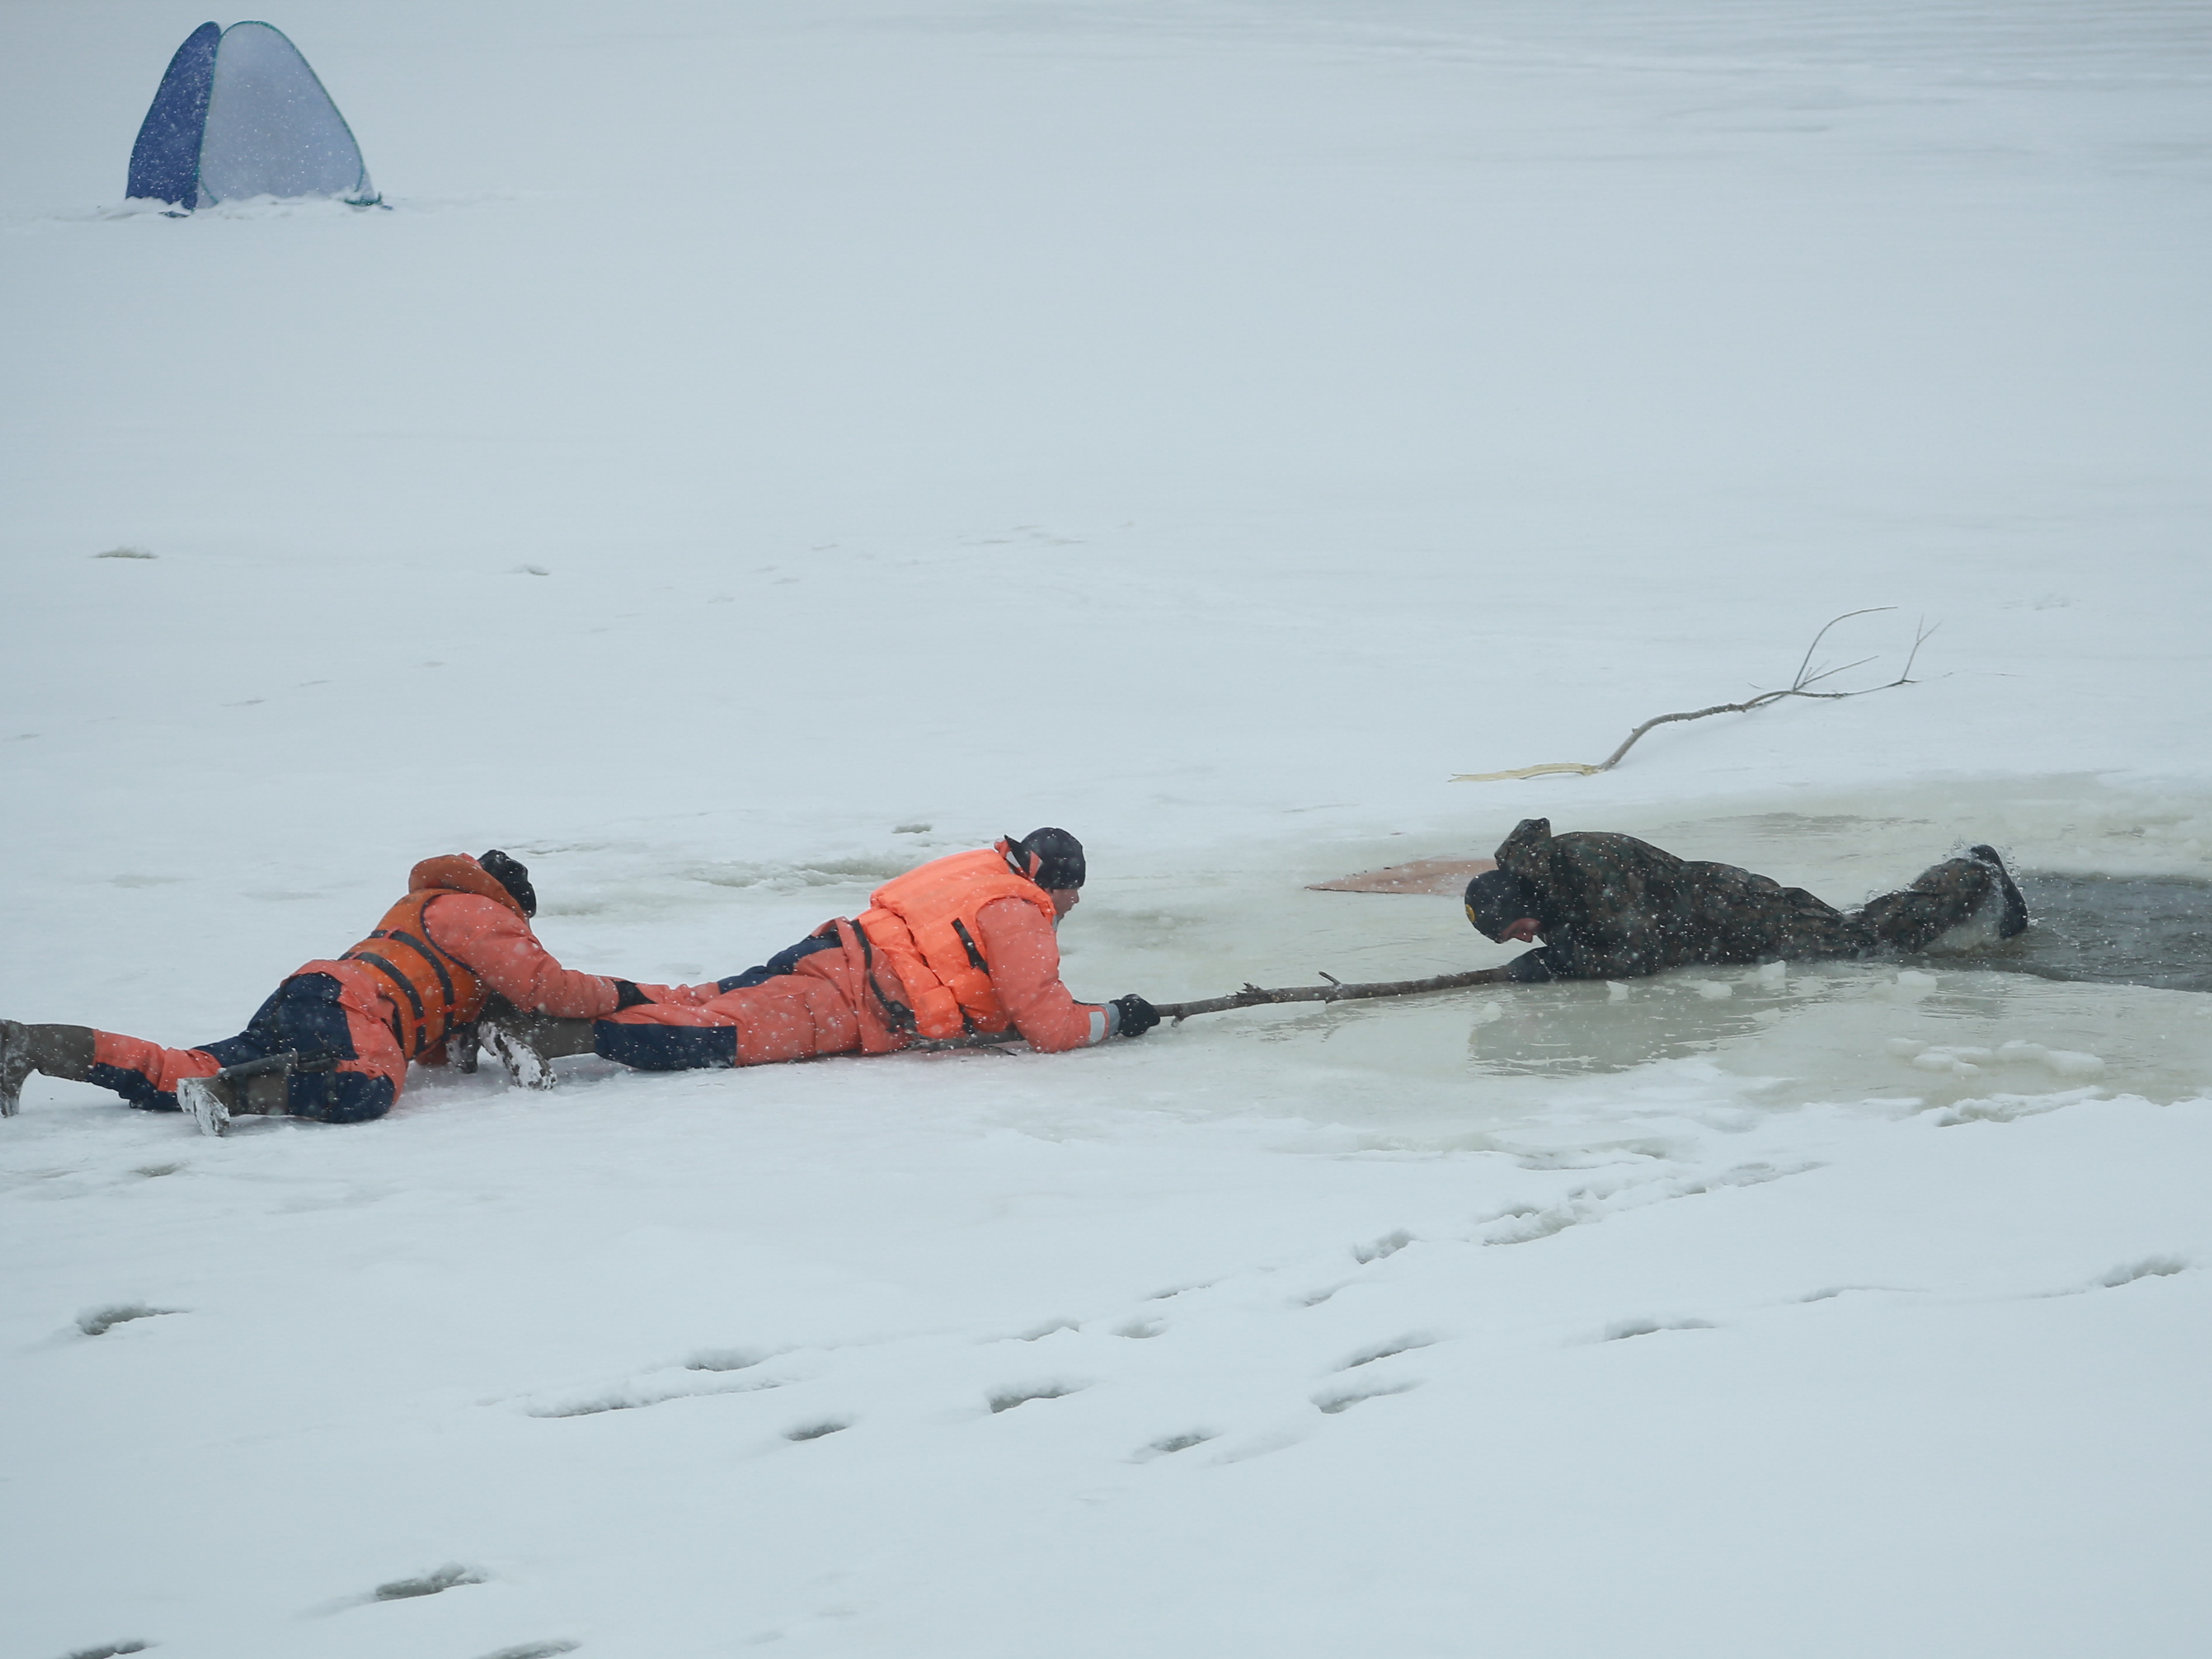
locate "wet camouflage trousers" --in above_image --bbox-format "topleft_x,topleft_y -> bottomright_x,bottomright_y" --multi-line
1492,820 -> 2000,981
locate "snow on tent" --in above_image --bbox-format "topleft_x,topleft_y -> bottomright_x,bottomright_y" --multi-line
126,21 -> 376,210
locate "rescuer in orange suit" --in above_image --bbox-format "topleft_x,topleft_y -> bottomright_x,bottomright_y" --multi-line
0,852 -> 670,1133
476,829 -> 1159,1085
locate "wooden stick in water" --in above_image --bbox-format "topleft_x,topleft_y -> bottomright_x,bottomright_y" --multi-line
1154,966 -> 1512,1022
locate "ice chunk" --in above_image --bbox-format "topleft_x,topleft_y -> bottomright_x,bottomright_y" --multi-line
1993,1040 -> 2107,1078
2042,1048 -> 2106,1078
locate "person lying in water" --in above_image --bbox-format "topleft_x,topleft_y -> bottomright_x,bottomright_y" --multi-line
1463,818 -> 2029,982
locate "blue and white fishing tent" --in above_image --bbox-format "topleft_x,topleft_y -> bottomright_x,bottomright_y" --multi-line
127,22 -> 376,210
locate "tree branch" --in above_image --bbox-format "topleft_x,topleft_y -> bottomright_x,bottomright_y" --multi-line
1453,610 -> 1936,782
1154,965 -> 1511,1022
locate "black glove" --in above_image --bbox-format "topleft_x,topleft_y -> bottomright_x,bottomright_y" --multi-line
1505,950 -> 1555,984
1111,994 -> 1160,1038
613,978 -> 653,1010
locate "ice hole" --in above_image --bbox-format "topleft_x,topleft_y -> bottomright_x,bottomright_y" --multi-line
1993,871 -> 2212,992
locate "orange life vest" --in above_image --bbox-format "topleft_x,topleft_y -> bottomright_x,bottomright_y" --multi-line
856,845 -> 1060,1040
341,856 -> 528,1060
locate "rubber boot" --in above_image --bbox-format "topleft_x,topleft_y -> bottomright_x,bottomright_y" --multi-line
1,1022 -> 96,1117
479,1009 -> 598,1092
1968,845 -> 2031,940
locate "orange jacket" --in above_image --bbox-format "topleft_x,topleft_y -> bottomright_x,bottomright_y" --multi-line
857,846 -> 1060,1039
849,843 -> 1109,1049
315,854 -> 625,1062
962,893 -> 1115,1053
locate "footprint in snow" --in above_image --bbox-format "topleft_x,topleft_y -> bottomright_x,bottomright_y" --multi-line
988,1382 -> 1085,1414
2097,1256 -> 2190,1288
1352,1230 -> 1414,1264
528,1377 -> 784,1418
1132,1429 -> 1219,1460
77,1304 -> 179,1337
1146,1281 -> 1209,1301
372,1564 -> 485,1601
1800,1284 -> 1918,1303
1336,1334 -> 1436,1370
1598,1317 -> 1716,1342
1314,1378 -> 1422,1414
685,1346 -> 774,1372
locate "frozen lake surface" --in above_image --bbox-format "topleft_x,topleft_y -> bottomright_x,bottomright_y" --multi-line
5,1 -> 2210,1655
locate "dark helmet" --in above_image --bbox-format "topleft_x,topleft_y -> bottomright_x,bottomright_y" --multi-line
1464,867 -> 1536,941
1003,827 -> 1085,890
480,849 -> 537,917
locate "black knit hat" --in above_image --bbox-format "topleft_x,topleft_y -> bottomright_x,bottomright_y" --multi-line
1464,867 -> 1536,941
1006,827 -> 1086,890
480,849 -> 537,917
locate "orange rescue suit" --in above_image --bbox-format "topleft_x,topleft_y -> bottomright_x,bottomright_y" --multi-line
340,856 -> 531,1061
856,846 -> 1061,1039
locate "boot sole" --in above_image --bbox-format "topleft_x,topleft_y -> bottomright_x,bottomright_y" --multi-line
0,1019 -> 26,1117
177,1076 -> 231,1137
480,1023 -> 557,1091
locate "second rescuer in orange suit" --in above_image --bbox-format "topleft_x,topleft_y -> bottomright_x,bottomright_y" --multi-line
0,851 -> 671,1128
482,829 -> 1159,1081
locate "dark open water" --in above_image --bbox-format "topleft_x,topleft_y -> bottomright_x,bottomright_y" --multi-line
1941,872 -> 2212,995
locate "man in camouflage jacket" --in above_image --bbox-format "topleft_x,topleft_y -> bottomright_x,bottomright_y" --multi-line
1463,818 -> 2028,983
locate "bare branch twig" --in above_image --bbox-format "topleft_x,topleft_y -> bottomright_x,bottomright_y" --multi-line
1453,610 -> 1935,782
1154,966 -> 1511,1022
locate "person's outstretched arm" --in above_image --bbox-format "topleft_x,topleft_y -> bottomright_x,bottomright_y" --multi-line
973,897 -> 1117,1051
424,893 -> 651,1017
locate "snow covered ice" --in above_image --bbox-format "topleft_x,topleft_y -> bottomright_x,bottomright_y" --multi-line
4,2 -> 2210,1655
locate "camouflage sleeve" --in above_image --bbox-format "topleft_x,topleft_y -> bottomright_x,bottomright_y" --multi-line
1531,837 -> 1670,978
1531,931 -> 1665,980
